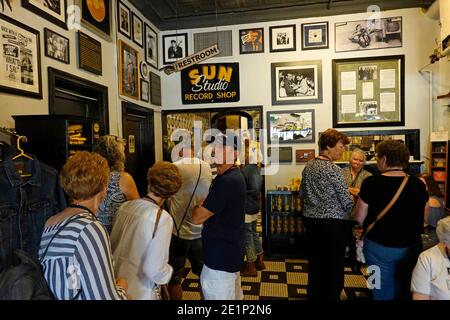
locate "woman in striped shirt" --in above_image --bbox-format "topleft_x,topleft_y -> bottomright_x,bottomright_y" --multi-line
39,151 -> 128,300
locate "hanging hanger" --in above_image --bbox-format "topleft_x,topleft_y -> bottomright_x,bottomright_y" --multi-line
12,136 -> 33,160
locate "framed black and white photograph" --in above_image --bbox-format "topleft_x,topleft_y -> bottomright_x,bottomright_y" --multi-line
162,33 -> 187,65
117,1 -> 131,38
22,0 -> 67,30
144,23 -> 158,69
332,55 -> 405,128
140,79 -> 149,102
140,61 -> 149,80
271,60 -> 322,105
267,110 -> 315,144
132,12 -> 143,48
335,16 -> 402,52
301,21 -> 328,50
44,28 -> 69,64
269,24 -> 296,52
0,13 -> 42,98
239,28 -> 264,54
81,0 -> 111,38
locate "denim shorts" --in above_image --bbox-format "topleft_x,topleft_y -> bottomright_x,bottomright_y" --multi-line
168,235 -> 203,285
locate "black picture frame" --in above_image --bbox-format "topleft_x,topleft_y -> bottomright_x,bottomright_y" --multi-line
144,23 -> 158,69
22,0 -> 67,30
0,13 -> 42,99
271,60 -> 322,105
81,0 -> 111,38
267,110 -> 315,144
140,79 -> 149,102
267,147 -> 293,164
150,72 -> 161,106
269,24 -> 296,52
117,0 -> 131,39
132,12 -> 143,48
78,31 -> 102,75
332,55 -> 405,128
162,33 -> 188,65
239,28 -> 264,54
44,28 -> 70,64
301,21 -> 329,50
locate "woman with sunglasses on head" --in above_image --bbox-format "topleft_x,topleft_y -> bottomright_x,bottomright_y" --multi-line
93,135 -> 139,233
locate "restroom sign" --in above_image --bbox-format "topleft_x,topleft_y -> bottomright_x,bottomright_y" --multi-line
181,63 -> 240,104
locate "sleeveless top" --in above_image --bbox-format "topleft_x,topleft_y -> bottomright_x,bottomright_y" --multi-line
97,171 -> 127,233
426,197 -> 447,228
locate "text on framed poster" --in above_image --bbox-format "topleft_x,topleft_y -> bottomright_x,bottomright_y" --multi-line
78,31 -> 102,75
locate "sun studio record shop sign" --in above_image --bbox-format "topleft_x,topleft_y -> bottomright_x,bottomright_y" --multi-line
181,63 -> 240,104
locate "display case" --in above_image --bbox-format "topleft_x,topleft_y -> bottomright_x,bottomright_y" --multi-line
13,115 -> 104,171
430,140 -> 449,208
265,190 -> 306,258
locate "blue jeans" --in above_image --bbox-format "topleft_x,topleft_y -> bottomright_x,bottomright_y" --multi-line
363,237 -> 422,300
244,221 -> 263,263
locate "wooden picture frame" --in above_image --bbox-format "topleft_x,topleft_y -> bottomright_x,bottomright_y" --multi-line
44,28 -> 69,64
301,21 -> 329,50
132,12 -> 143,48
332,55 -> 405,128
117,1 -> 131,38
162,33 -> 188,65
267,110 -> 315,144
269,24 -> 296,52
22,0 -> 67,30
239,28 -> 264,54
118,40 -> 139,100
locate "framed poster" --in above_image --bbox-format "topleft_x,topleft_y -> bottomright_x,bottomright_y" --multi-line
118,40 -> 139,100
301,21 -> 328,50
150,72 -> 161,106
267,110 -> 315,144
239,28 -> 264,54
0,13 -> 42,98
267,147 -> 292,164
22,0 -> 67,30
81,0 -> 111,38
44,28 -> 69,64
271,60 -> 322,105
162,33 -> 187,65
132,13 -> 143,48
335,16 -> 402,52
144,23 -> 158,69
140,79 -> 149,102
117,1 -> 131,38
78,31 -> 102,75
332,55 -> 405,128
269,24 -> 296,52
296,149 -> 315,164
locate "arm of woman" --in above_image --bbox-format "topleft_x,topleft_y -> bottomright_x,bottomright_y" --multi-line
75,222 -> 128,300
354,197 -> 369,226
119,172 -> 140,200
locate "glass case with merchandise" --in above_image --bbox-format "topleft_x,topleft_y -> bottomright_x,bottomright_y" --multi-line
265,190 -> 306,258
430,140 -> 449,208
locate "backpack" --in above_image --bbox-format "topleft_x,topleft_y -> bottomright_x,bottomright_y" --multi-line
0,214 -> 83,300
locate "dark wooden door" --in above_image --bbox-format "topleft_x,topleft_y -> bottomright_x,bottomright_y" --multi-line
122,102 -> 155,196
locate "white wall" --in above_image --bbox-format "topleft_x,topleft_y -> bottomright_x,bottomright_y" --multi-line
0,0 -> 163,160
160,8 -> 440,188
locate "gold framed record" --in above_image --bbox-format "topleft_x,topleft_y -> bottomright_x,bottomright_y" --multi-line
81,0 -> 111,38
86,0 -> 106,22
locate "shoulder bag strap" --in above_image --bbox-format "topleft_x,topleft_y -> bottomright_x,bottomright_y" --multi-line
364,175 -> 409,237
152,208 -> 164,239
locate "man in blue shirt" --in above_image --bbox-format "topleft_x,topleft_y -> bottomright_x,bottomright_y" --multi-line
192,133 -> 246,300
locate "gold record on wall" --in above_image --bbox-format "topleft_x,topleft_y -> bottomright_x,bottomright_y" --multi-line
86,0 -> 106,22
81,0 -> 111,38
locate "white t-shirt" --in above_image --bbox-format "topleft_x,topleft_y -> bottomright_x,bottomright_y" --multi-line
168,157 -> 212,240
411,244 -> 450,300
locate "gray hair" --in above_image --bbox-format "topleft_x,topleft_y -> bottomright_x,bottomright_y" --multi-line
436,216 -> 450,245
349,148 -> 366,164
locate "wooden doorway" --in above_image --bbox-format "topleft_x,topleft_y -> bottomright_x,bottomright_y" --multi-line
122,102 -> 155,196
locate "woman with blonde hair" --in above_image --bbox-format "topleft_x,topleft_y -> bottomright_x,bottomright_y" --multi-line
93,135 -> 139,232
111,161 -> 182,300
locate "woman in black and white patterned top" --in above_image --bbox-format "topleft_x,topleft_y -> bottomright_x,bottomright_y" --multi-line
301,128 -> 353,301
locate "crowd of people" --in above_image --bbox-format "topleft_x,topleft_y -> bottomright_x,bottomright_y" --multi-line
37,130 -> 449,300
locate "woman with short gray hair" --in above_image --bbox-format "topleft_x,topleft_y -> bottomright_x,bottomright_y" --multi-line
411,216 -> 450,300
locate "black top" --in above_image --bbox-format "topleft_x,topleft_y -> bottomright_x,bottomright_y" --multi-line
202,167 -> 246,272
359,175 -> 428,247
240,164 -> 262,215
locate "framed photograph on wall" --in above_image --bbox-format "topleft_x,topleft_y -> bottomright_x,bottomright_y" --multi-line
118,40 -> 139,100
44,28 -> 69,64
301,21 -> 328,50
332,55 -> 405,128
81,0 -> 111,38
144,23 -> 158,69
132,13 -> 143,48
267,110 -> 315,144
267,147 -> 293,164
117,1 -> 131,38
22,0 -> 67,30
140,61 -> 149,80
140,79 -> 149,102
335,16 -> 402,52
269,24 -> 296,52
271,60 -> 322,105
239,28 -> 264,54
162,33 -> 188,65
0,13 -> 42,98
296,149 -> 315,164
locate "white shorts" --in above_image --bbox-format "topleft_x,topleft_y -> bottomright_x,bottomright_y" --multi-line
200,265 -> 243,300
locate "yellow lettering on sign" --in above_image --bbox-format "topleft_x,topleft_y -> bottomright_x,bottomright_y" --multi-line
189,69 -> 200,85
218,66 -> 232,82
202,65 -> 216,80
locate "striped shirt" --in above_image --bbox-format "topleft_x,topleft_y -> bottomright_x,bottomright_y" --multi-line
38,213 -> 127,300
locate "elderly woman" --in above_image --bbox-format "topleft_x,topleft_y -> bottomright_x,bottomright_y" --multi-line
301,128 -> 354,300
111,161 -> 182,300
411,216 -> 450,300
354,140 -> 428,300
39,151 -> 128,300
93,135 -> 139,232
